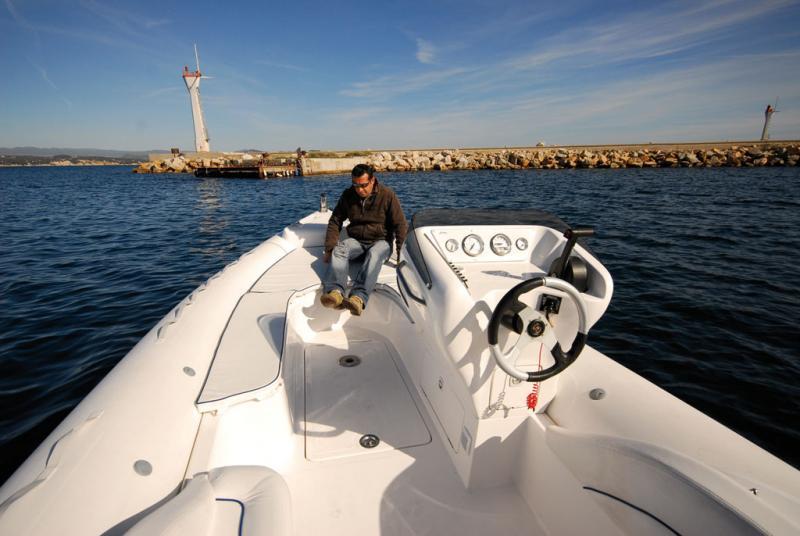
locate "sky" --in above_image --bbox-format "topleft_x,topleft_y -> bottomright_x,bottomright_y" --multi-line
2,0 -> 800,151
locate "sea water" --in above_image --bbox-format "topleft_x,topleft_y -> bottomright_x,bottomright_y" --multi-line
1,165 -> 799,482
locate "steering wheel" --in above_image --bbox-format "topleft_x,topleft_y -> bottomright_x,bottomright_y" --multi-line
488,277 -> 589,382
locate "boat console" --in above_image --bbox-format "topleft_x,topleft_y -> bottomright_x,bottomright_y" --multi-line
395,209 -> 613,488
399,210 -> 611,392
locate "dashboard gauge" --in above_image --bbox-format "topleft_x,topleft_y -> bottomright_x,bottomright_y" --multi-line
462,234 -> 484,257
515,237 -> 529,251
490,234 -> 512,256
445,239 -> 459,252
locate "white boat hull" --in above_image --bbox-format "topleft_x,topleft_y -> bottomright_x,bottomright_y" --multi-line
1,210 -> 798,535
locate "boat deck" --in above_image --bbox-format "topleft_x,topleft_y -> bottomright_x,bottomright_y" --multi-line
187,242 -> 539,534
192,329 -> 544,535
195,245 -> 401,411
187,244 -> 545,534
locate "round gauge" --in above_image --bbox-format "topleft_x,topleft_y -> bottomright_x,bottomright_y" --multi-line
515,237 -> 529,251
462,234 -> 484,257
490,234 -> 512,256
445,238 -> 459,252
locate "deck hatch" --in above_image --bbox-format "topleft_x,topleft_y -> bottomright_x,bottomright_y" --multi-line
304,340 -> 431,461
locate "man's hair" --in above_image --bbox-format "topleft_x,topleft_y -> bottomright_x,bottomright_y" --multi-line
351,163 -> 375,179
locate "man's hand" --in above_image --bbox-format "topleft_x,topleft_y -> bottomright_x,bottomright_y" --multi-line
323,251 -> 332,263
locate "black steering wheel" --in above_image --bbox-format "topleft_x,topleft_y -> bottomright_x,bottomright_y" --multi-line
488,276 -> 588,382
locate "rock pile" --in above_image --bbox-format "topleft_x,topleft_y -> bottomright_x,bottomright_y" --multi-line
133,155 -> 242,174
366,145 -> 799,171
133,144 -> 799,175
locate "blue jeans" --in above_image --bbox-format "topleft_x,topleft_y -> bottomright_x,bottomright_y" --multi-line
323,238 -> 391,306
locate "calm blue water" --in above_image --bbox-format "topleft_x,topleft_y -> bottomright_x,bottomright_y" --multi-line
1,166 -> 799,483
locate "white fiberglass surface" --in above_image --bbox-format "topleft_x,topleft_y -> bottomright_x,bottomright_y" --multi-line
291,328 -> 544,535
197,290 -> 292,405
198,313 -> 545,535
304,339 -> 431,460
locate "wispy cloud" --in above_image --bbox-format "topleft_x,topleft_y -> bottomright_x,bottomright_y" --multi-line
340,67 -> 468,99
4,0 -> 26,26
327,47 -> 800,148
5,0 -> 41,45
3,4 -> 173,61
415,38 -> 435,64
254,59 -> 309,72
503,0 -> 794,71
215,62 -> 270,90
329,107 -> 390,122
144,18 -> 170,29
343,0 -> 795,107
4,0 -> 181,65
79,0 -> 170,37
29,61 -> 72,109
7,2 -> 263,106
3,0 -> 798,149
142,86 -> 181,99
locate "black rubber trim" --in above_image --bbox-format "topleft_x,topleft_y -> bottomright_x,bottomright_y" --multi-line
395,275 -> 410,307
397,261 -> 427,305
215,498 -> 245,536
582,486 -> 681,536
403,229 -> 433,288
413,208 -> 570,230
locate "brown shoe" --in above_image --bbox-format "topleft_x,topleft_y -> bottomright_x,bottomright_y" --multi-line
343,295 -> 364,316
320,290 -> 344,309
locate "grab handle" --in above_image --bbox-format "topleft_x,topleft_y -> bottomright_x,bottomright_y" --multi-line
397,261 -> 426,305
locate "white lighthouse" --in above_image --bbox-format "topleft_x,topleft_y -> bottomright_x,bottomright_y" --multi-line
182,45 -> 210,153
760,99 -> 779,142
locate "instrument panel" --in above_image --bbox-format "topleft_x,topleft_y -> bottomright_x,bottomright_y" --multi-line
430,227 -> 536,263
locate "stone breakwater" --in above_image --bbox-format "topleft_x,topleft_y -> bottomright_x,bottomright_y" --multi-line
133,154 -> 264,174
132,143 -> 799,175
366,144 -> 800,172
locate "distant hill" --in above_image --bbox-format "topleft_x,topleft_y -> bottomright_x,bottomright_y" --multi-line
1,155 -> 142,166
0,147 -> 164,159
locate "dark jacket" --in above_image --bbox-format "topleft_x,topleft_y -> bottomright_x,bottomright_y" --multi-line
324,180 -> 408,254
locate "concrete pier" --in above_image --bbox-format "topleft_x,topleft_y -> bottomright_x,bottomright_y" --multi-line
297,156 -> 366,175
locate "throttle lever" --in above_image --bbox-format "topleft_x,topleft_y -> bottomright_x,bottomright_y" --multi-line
549,226 -> 594,279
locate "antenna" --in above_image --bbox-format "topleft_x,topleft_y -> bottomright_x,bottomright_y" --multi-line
194,43 -> 200,73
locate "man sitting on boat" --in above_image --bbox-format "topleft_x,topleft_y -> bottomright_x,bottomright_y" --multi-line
320,163 -> 407,316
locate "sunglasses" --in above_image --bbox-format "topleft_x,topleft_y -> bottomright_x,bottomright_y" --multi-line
352,179 -> 372,189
